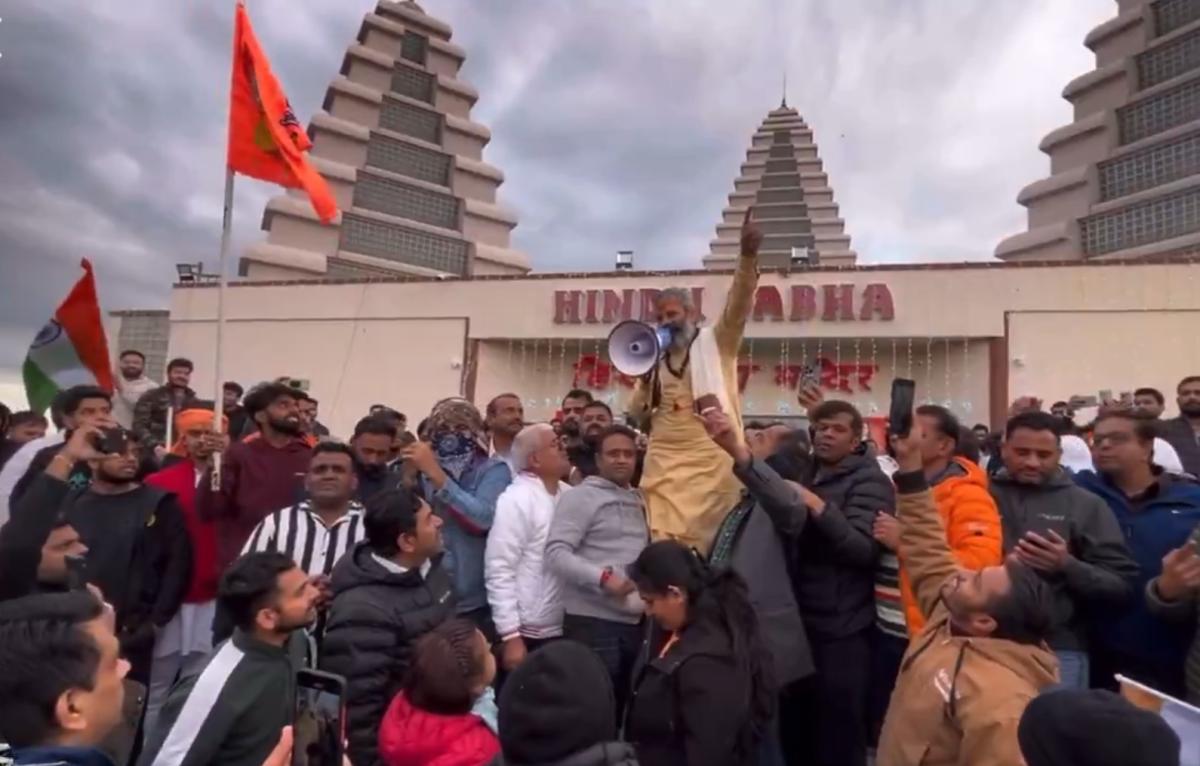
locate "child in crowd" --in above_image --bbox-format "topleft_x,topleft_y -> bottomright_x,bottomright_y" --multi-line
377,618 -> 499,766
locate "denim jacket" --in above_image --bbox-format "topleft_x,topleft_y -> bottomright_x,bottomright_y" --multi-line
425,456 -> 513,613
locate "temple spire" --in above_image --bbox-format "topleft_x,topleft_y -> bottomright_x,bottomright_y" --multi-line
781,70 -> 788,109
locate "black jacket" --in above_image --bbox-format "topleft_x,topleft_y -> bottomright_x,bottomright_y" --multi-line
0,472 -> 73,601
710,457 -> 813,685
488,744 -> 639,766
990,468 -> 1139,651
354,465 -> 402,505
795,449 -> 894,640
625,620 -> 759,766
9,441 -> 90,510
1161,416 -> 1200,478
65,482 -> 193,682
319,542 -> 456,766
140,630 -> 301,766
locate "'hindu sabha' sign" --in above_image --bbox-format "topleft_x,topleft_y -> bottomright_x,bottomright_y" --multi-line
552,283 -> 896,325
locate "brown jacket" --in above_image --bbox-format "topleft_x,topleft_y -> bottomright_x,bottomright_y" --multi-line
877,474 -> 1058,766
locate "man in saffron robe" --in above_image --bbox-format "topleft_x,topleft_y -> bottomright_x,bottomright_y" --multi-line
629,209 -> 762,552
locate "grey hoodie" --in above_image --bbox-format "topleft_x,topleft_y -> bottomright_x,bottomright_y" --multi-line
545,476 -> 648,625
989,468 -> 1139,651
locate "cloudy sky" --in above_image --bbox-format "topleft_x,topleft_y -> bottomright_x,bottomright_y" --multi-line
0,0 -> 1113,403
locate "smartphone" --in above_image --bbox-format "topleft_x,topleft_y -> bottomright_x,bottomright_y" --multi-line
65,555 -> 89,591
293,670 -> 347,766
93,427 -> 129,455
799,363 -> 820,389
889,378 -> 917,437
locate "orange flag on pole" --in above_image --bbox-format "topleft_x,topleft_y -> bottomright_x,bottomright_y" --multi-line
227,1 -> 338,223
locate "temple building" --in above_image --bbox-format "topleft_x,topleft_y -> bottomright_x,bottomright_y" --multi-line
705,101 -> 856,269
103,2 -> 1200,437
240,0 -> 530,280
997,0 -> 1200,261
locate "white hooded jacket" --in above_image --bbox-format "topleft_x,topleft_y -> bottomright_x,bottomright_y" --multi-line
485,472 -> 565,640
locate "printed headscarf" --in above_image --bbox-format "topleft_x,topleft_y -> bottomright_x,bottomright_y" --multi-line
425,398 -> 488,481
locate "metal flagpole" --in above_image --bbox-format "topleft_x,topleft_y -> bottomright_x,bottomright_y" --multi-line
165,404 -> 175,452
210,167 -> 235,491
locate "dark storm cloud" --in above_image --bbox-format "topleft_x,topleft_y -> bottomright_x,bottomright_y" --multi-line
0,0 -> 1112,388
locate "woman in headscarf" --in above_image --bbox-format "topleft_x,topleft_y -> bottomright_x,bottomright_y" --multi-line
402,397 -> 513,638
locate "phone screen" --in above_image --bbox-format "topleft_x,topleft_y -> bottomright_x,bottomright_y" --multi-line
889,378 -> 916,437
65,556 -> 89,591
293,671 -> 346,766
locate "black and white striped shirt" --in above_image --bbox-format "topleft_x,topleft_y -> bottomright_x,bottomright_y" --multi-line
242,500 -> 366,577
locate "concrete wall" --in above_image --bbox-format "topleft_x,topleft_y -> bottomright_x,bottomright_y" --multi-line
164,260 -> 1200,436
1008,309 -> 1200,418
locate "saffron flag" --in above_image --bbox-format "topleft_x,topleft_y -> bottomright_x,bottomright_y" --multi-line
1118,675 -> 1200,764
227,1 -> 338,223
23,259 -> 114,415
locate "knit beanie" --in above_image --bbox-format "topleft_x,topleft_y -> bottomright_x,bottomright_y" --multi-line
1018,689 -> 1180,766
497,641 -> 616,764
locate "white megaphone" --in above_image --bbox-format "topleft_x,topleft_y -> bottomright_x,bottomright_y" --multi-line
607,321 -> 674,377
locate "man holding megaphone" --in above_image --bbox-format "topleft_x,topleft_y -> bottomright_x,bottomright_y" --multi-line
618,207 -> 762,553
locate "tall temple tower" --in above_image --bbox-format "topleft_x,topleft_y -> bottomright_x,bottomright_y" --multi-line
704,101 -> 856,269
997,0 -> 1200,261
241,0 -> 530,280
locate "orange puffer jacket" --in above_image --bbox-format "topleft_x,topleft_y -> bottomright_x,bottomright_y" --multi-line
899,457 -> 1003,634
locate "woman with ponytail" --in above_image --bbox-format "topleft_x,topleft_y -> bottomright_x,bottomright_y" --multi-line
623,540 -> 775,766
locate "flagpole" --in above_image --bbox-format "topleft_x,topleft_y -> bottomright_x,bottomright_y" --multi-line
210,166 -> 235,491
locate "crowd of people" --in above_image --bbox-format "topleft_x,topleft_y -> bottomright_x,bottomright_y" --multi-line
1,223 -> 1200,766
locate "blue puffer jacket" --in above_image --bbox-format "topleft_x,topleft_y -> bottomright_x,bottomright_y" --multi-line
1074,470 -> 1200,667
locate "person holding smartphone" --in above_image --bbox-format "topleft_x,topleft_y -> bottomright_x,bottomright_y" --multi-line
991,410 -> 1138,691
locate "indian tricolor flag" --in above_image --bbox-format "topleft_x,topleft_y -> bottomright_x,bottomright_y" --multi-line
23,259 -> 114,414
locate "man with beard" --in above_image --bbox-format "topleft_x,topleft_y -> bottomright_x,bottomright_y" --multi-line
1075,411 -> 1200,697
298,395 -> 330,440
112,350 -> 158,429
223,382 -> 251,439
351,415 -> 401,503
567,401 -> 617,482
140,552 -> 320,766
60,429 -> 192,685
486,393 -> 524,472
878,428 -> 1057,766
1133,387 -> 1166,421
199,382 -> 312,573
628,208 -> 761,553
142,408 -> 226,737
560,390 -> 593,439
1162,376 -> 1200,477
133,357 -> 198,453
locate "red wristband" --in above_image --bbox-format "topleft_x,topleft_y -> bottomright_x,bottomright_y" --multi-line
599,566 -> 614,587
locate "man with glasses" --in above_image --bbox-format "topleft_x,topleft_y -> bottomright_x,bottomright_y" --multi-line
1076,411 -> 1200,696
485,424 -> 570,673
